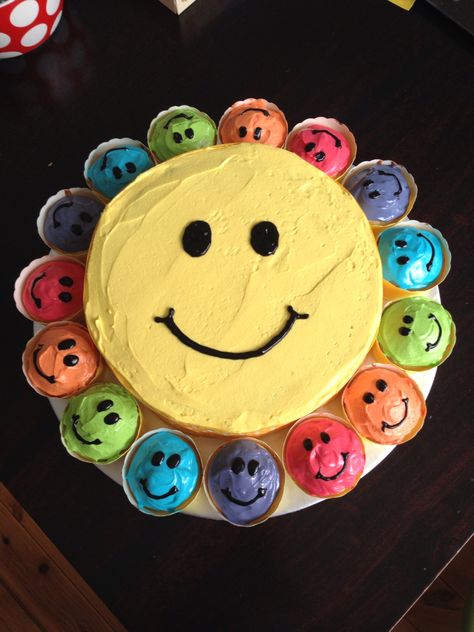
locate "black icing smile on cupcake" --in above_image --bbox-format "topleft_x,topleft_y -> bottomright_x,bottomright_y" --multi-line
221,487 -> 267,506
381,398 -> 409,432
33,345 -> 56,384
315,452 -> 349,480
140,478 -> 178,500
153,305 -> 309,360
72,414 -> 102,445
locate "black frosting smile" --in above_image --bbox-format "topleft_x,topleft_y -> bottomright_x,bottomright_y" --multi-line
153,305 -> 309,360
315,452 -> 349,481
221,487 -> 266,506
426,313 -> 442,351
33,345 -> 56,384
31,273 -> 46,309
72,414 -> 102,445
140,479 -> 178,499
381,397 -> 409,432
417,233 -> 435,272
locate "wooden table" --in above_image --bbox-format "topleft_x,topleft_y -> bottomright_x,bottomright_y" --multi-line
1,1 -> 473,630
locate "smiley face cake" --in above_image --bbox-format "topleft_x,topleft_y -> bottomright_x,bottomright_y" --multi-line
16,256 -> 85,323
123,429 -> 202,515
147,106 -> 217,162
284,415 -> 366,498
376,297 -> 456,370
218,98 -> 288,147
205,439 -> 283,526
22,322 -> 101,398
61,383 -> 141,463
85,143 -> 382,435
342,364 -> 426,444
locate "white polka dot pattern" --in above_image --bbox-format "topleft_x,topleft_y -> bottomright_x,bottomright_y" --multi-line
10,0 -> 39,27
46,0 -> 60,15
0,0 -> 62,56
20,21 -> 47,47
0,32 -> 12,48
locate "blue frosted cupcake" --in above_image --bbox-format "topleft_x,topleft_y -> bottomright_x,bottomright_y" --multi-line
378,221 -> 451,297
84,138 -> 155,201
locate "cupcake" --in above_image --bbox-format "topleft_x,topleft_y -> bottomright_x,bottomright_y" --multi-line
286,116 -> 356,179
123,429 -> 202,516
22,322 -> 102,398
147,105 -> 217,162
378,222 -> 451,297
283,414 -> 365,498
84,138 -> 155,201
343,160 -> 417,229
60,383 -> 141,464
342,364 -> 427,444
37,188 -> 104,257
218,98 -> 288,147
375,296 -> 456,370
14,255 -> 85,323
205,438 -> 284,527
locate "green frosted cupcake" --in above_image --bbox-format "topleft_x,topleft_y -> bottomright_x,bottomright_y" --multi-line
60,383 -> 141,463
376,297 -> 456,370
147,105 -> 217,161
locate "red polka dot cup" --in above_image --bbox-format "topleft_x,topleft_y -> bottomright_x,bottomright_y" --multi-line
0,0 -> 63,59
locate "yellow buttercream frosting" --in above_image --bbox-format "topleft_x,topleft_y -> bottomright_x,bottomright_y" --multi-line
85,144 -> 382,435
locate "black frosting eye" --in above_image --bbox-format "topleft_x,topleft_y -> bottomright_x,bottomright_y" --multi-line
238,126 -> 247,138
395,240 -> 407,248
58,292 -> 72,302
182,220 -> 212,257
320,432 -> 330,444
399,327 -> 411,336
253,127 -> 262,141
59,276 -> 73,287
304,142 -> 316,153
315,151 -> 326,162
63,354 -> 79,366
363,392 -> 375,404
368,190 -> 381,199
231,457 -> 245,474
104,412 -> 120,425
167,453 -> 181,469
403,315 -> 414,324
71,224 -> 83,236
125,162 -> 137,174
185,128 -> 194,139
173,132 -> 183,144
376,379 -> 388,392
251,221 -> 279,256
97,399 -> 113,412
152,451 -> 164,466
397,256 -> 410,265
112,166 -> 122,180
363,179 -> 374,188
248,459 -> 259,476
80,211 -> 93,223
303,438 -> 313,451
57,338 -> 75,350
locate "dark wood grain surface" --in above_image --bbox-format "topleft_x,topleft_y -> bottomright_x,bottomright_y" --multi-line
1,1 -> 473,630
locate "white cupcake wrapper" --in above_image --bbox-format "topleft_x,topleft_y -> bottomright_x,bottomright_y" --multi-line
217,98 -> 288,146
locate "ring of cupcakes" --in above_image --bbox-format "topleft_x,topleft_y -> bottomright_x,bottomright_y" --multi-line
84,138 -> 155,202
22,322 -> 102,398
283,414 -> 366,498
342,364 -> 427,445
147,105 -> 217,162
37,188 -> 105,258
378,220 -> 451,300
123,429 -> 202,516
218,98 -> 288,148
342,159 -> 417,232
374,296 -> 456,371
60,382 -> 141,464
286,116 -> 356,179
205,438 -> 284,527
14,255 -> 85,323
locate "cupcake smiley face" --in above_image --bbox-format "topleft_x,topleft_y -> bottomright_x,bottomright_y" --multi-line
377,297 -> 456,370
23,322 -> 101,398
124,430 -> 201,515
61,383 -> 140,463
342,365 -> 426,444
206,439 -> 283,526
19,258 -> 85,322
287,124 -> 352,178
219,98 -> 288,147
284,416 -> 365,498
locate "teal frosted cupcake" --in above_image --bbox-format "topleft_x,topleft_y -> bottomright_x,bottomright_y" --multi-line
60,383 -> 141,463
375,297 -> 456,370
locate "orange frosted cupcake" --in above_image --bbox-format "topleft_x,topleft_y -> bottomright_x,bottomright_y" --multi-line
218,98 -> 288,147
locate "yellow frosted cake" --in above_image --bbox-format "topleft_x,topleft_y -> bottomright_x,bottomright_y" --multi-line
85,143 -> 383,435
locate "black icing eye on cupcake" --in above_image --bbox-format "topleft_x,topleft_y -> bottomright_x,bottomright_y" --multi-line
38,188 -> 104,256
